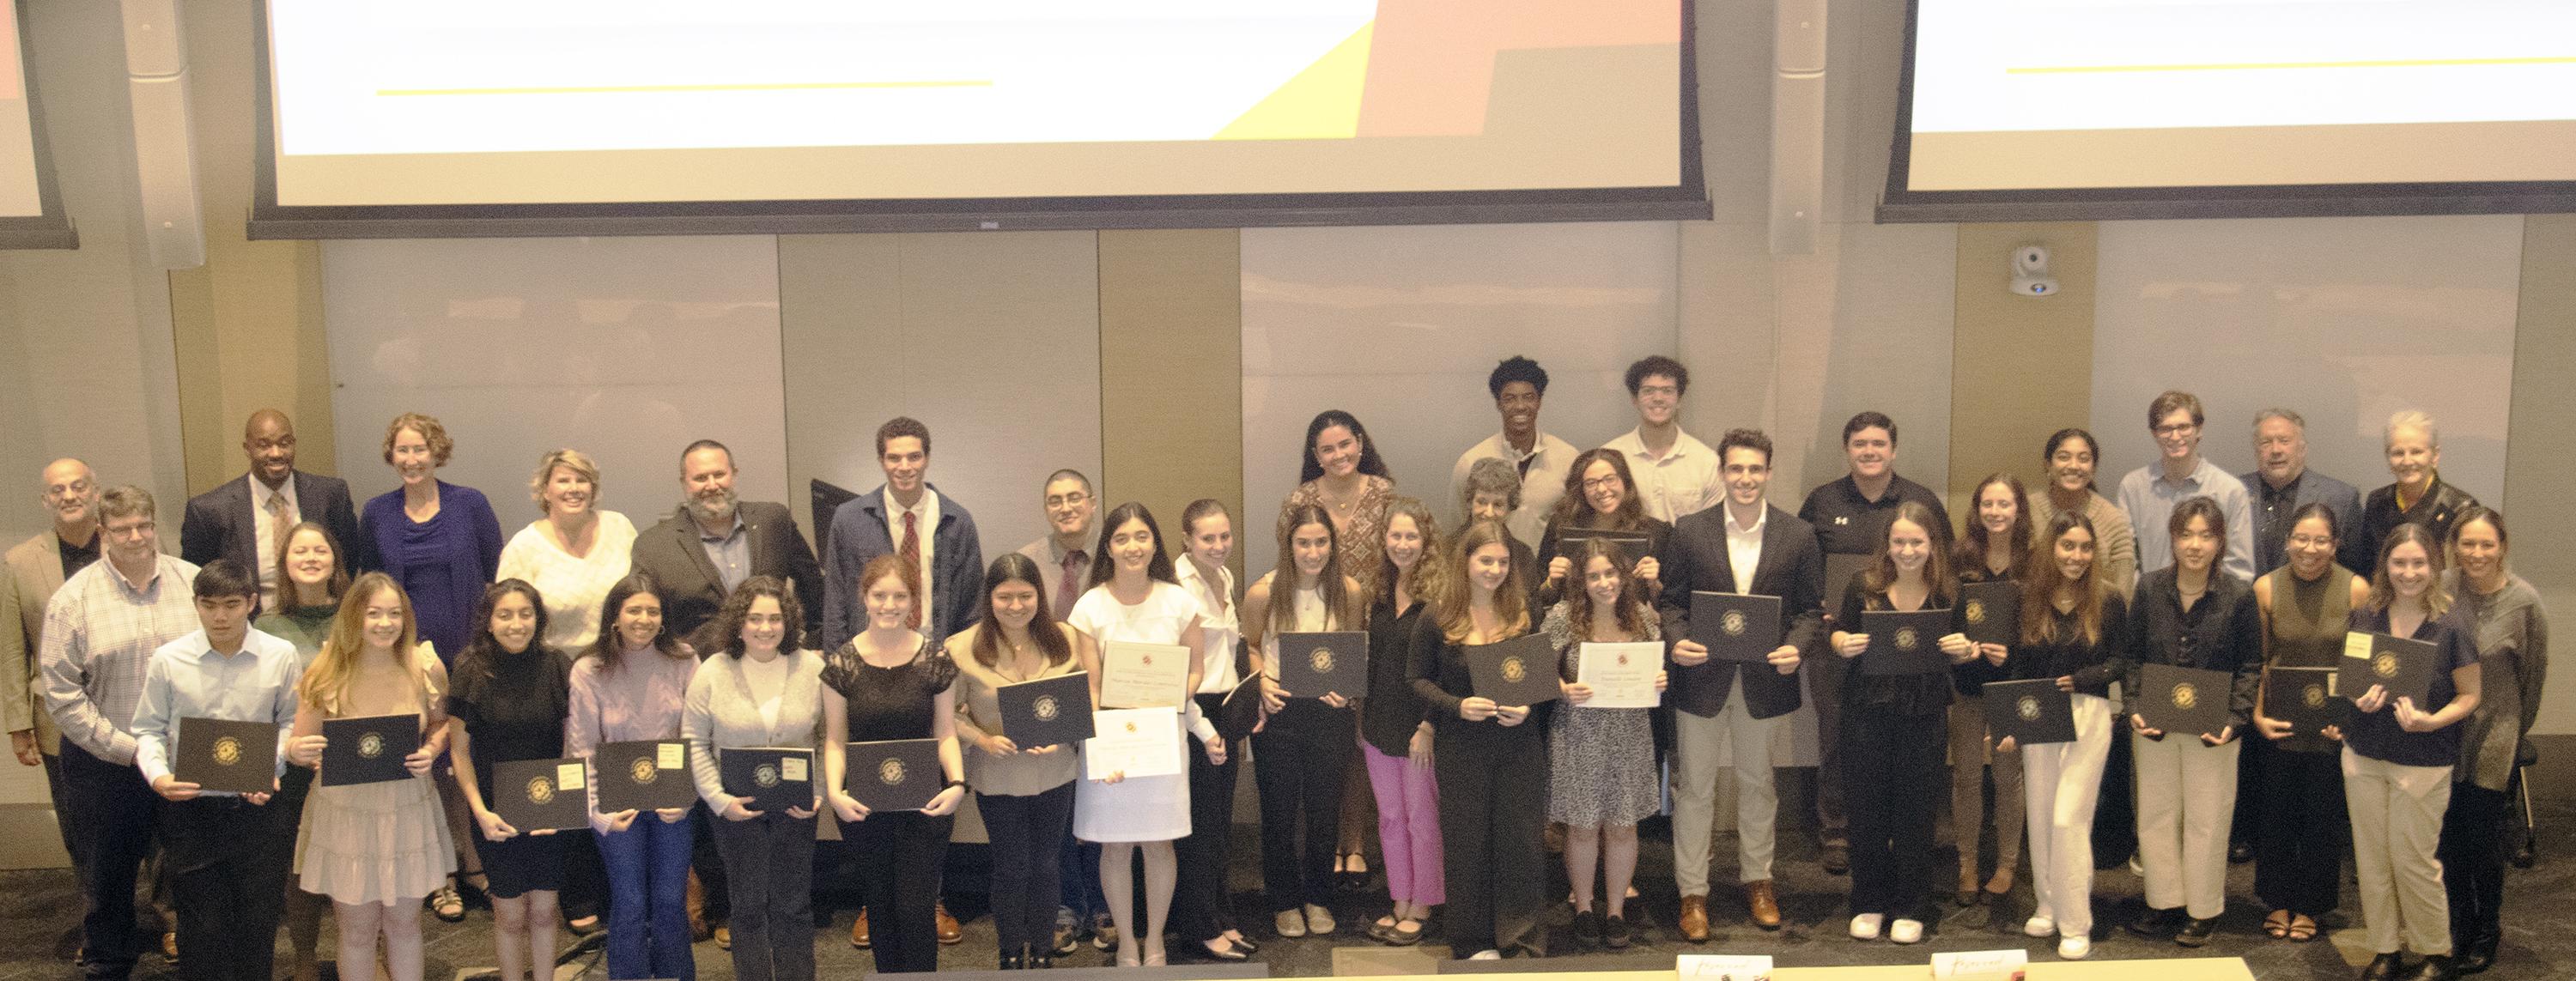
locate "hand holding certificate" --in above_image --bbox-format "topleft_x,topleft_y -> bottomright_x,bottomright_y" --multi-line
1099,641 -> 1192,710
1276,631 -> 1367,699
996,672 -> 1096,748
1084,706 -> 1185,781
1690,592 -> 1780,663
2340,631 -> 2436,709
1573,642 -> 1663,709
1466,633 -> 1559,708
1858,609 -> 1952,675
320,714 -> 423,786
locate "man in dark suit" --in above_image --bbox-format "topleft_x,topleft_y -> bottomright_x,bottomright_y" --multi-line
822,417 -> 984,651
177,410 -> 359,615
627,440 -> 824,655
1656,428 -> 1822,940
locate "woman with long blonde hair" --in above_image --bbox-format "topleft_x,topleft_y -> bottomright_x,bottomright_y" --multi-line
1359,497 -> 1446,946
285,572 -> 455,981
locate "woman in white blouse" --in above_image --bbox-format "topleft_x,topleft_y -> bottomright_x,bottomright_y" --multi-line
497,449 -> 637,651
1170,500 -> 1258,960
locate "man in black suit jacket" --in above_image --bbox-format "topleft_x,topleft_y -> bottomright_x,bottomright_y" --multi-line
179,410 -> 360,613
626,441 -> 824,656
822,418 -> 984,650
1655,428 -> 1821,939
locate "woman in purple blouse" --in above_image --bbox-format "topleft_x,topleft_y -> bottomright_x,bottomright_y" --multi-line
567,573 -> 701,981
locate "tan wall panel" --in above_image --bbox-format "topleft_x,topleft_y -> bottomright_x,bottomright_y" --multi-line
1099,229 -> 1243,581
1948,222 -> 2097,515
174,0 -> 332,493
2511,215 -> 2575,734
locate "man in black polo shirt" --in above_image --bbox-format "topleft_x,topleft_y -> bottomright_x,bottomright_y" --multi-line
1795,411 -> 1950,874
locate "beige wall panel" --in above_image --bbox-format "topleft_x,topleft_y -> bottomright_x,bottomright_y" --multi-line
2512,215 -> 2575,734
1101,229 -> 1242,580
1950,222 -> 2097,513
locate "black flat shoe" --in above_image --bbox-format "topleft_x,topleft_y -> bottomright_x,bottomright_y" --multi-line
2406,954 -> 2458,981
1199,942 -> 1249,962
2362,952 -> 2406,981
1229,937 -> 1260,954
2176,917 -> 2217,948
2459,931 -> 2498,974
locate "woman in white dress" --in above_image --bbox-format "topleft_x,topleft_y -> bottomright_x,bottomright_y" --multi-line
495,449 -> 637,651
1065,502 -> 1227,966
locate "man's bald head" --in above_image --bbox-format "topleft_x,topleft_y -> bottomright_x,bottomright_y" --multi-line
39,457 -> 99,530
243,409 -> 298,487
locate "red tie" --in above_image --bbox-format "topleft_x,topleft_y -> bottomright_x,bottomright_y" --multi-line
1058,550 -> 1085,620
900,512 -> 923,630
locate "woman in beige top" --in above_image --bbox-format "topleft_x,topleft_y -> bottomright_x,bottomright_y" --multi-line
2031,428 -> 2137,598
949,553 -> 1089,969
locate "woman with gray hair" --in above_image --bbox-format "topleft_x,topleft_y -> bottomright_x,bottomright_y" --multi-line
498,449 -> 640,651
2358,410 -> 2479,572
1460,458 -> 1543,613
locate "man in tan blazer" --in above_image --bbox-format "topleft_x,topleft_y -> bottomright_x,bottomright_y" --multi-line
5,458 -> 102,953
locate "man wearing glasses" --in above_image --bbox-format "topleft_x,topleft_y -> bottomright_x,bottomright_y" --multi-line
2117,391 -> 2257,583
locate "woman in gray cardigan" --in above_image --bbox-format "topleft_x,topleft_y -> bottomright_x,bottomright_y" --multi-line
683,578 -> 825,981
2438,508 -> 2548,974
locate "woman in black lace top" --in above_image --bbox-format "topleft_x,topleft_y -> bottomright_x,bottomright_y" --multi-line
821,555 -> 965,974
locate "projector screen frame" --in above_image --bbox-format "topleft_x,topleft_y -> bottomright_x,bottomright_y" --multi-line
1874,0 -> 2576,224
246,0 -> 1710,239
0,0 -> 76,251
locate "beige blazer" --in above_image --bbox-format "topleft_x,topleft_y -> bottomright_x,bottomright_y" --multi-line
3,533 -> 70,753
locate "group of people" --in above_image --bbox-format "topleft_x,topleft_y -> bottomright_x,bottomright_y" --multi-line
0,354 -> 2543,981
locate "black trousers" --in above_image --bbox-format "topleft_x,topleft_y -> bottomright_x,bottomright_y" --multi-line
2093,705 -> 2138,864
2253,742 -> 2347,917
2440,783 -> 2509,944
64,742 -> 158,979
689,800 -> 732,922
848,809 -> 952,973
161,795 -> 293,981
1253,699 -> 1355,912
708,812 -> 815,981
980,784 -> 1074,956
1807,652 -> 1850,844
1173,693 -> 1243,943
1845,706 -> 1945,920
44,750 -> 87,878
1433,724 -> 1547,958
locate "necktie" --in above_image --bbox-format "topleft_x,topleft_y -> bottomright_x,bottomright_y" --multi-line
900,511 -> 923,629
1058,549 -> 1085,619
265,492 -> 294,559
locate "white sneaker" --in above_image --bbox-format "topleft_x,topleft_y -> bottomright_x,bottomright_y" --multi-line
2024,916 -> 2057,938
2058,935 -> 2092,960
1303,904 -> 1336,935
1849,913 -> 1884,940
1889,918 -> 1923,944
1467,949 -> 1503,960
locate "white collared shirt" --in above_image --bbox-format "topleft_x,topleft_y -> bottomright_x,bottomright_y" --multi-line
250,475 -> 301,610
1723,500 -> 1767,596
1601,427 -> 1721,524
883,487 -> 940,630
1173,555 -> 1240,693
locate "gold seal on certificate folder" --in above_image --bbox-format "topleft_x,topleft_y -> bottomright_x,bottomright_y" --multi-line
1035,695 -> 1060,721
527,774 -> 556,805
754,763 -> 780,788
631,756 -> 659,784
2172,682 -> 2199,710
212,736 -> 243,766
1501,657 -> 1528,683
358,732 -> 386,759
1721,610 -> 1747,636
1893,627 -> 1921,651
2017,695 -> 2041,722
2374,652 -> 2400,679
2304,682 -> 2328,708
1309,647 -> 1335,675
1964,598 -> 1987,625
878,758 -> 907,786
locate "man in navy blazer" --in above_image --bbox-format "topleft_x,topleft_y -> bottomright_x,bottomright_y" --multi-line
822,418 -> 985,650
1655,428 -> 1822,939
178,410 -> 359,613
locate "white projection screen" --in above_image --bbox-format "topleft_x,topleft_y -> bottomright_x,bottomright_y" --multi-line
252,0 -> 1705,238
1880,0 -> 2576,221
0,0 -> 71,249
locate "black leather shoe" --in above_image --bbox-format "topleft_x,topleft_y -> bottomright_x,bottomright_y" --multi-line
1230,937 -> 1260,955
1571,909 -> 1604,948
1603,915 -> 1633,949
2126,906 -> 2182,939
2509,840 -> 2536,869
2229,841 -> 2255,864
1000,946 -> 1025,971
2176,917 -> 2218,948
2405,954 -> 2458,981
2361,952 -> 2406,981
2460,931 -> 2498,974
1200,940 -> 1249,962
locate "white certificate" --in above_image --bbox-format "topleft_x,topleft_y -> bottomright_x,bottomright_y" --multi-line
1098,640 -> 1193,710
1084,706 -> 1186,780
1576,642 -> 1663,710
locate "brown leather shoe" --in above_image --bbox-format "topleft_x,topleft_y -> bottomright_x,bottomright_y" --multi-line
851,909 -> 871,948
714,925 -> 732,951
1746,880 -> 1782,930
936,902 -> 963,945
1678,894 -> 1710,942
685,872 -> 712,942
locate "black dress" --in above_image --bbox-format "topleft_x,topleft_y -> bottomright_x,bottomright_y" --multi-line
1834,573 -> 1955,922
820,639 -> 958,974
447,645 -> 575,899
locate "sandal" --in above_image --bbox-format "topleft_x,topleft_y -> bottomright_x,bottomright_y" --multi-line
2287,915 -> 2317,942
427,883 -> 465,923
2263,910 -> 2291,940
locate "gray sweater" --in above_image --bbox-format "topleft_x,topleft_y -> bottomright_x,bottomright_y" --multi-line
2445,572 -> 2549,791
682,648 -> 826,813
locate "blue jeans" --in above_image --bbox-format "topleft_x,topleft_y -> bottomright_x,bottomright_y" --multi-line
598,813 -> 696,981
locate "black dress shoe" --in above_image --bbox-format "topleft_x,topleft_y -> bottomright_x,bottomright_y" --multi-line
1603,915 -> 1633,949
2229,841 -> 2255,864
1000,946 -> 1025,971
1230,936 -> 1261,954
2126,906 -> 2183,939
1571,909 -> 1604,948
1199,941 -> 1249,962
2459,931 -> 2497,973
2405,954 -> 2457,981
2176,917 -> 2218,948
2361,952 -> 2406,981
2509,840 -> 2536,869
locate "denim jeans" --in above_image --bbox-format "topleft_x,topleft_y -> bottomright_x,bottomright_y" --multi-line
598,811 -> 696,981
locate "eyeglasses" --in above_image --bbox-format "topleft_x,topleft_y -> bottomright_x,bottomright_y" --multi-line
1581,476 -> 1624,492
1045,493 -> 1091,510
2154,423 -> 2199,437
2288,535 -> 2334,549
104,521 -> 156,540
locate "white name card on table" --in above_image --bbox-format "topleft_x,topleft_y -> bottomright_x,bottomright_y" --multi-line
1677,954 -> 1771,979
1930,948 -> 2027,980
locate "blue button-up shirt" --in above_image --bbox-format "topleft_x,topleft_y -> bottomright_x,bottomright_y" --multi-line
697,512 -> 753,595
131,627 -> 303,793
2117,457 -> 2257,584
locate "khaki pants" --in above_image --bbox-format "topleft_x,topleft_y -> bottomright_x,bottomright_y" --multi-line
2343,748 -> 2453,956
2133,731 -> 2239,919
1947,694 -> 2025,887
1672,684 -> 1783,894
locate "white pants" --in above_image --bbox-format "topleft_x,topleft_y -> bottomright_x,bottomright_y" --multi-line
2343,748 -> 2453,956
1672,683 -> 1783,894
2132,731 -> 2240,919
2022,693 -> 2111,935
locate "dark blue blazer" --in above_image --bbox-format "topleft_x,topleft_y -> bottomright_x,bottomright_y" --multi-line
179,471 -> 361,584
821,483 -> 985,650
